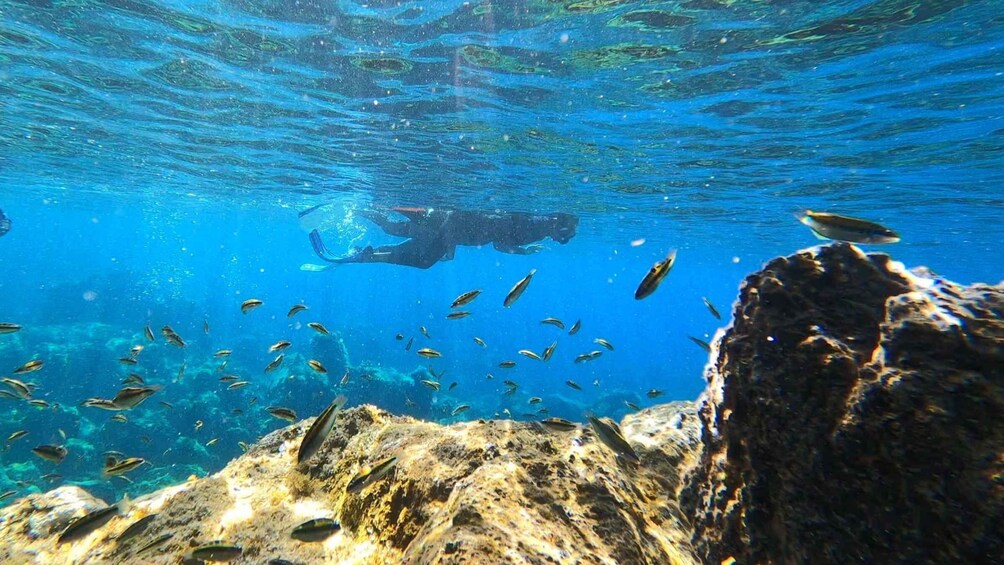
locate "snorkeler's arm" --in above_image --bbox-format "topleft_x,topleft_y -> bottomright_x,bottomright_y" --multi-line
492,242 -> 544,255
360,210 -> 413,237
300,262 -> 337,272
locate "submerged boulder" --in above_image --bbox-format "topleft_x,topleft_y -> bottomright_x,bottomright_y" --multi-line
681,243 -> 1004,564
0,403 -> 701,564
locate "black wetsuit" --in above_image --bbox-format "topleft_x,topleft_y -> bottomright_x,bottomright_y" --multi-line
309,208 -> 578,269
0,209 -> 9,238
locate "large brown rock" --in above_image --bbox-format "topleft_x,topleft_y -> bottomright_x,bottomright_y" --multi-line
0,402 -> 700,564
681,243 -> 1004,564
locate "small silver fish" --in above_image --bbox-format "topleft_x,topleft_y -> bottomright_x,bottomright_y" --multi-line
451,289 -> 482,308
240,299 -> 263,314
635,249 -> 677,300
297,395 -> 347,467
518,349 -> 542,361
593,338 -> 614,351
191,543 -> 243,561
116,514 -> 156,544
688,336 -> 712,353
134,533 -> 173,556
267,406 -> 297,422
542,341 -> 557,361
58,504 -> 121,544
540,317 -> 565,329
540,417 -> 578,431
702,297 -> 721,320
503,269 -> 536,308
290,518 -> 340,542
265,354 -> 284,373
799,210 -> 900,244
346,456 -> 398,493
587,414 -> 640,464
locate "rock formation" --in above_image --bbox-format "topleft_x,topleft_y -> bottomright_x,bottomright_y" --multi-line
0,402 -> 700,564
681,243 -> 1003,564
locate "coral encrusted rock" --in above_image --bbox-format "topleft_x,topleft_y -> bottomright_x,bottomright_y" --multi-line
681,243 -> 1003,564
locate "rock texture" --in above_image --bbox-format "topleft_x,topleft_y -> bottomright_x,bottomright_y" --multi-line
0,402 -> 700,564
681,243 -> 1004,564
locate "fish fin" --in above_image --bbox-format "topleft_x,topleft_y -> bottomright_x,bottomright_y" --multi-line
794,210 -> 828,239
117,493 -> 132,514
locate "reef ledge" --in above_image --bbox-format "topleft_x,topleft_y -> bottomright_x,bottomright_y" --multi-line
0,401 -> 701,564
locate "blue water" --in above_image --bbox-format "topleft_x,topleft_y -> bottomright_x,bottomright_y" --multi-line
0,0 -> 1001,502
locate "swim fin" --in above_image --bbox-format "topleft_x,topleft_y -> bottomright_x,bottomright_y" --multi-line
309,229 -> 340,262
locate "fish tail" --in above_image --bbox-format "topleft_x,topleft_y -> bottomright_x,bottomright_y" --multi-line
794,208 -> 812,225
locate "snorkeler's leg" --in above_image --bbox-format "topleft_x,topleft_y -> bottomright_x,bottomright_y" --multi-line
353,238 -> 446,269
359,210 -> 412,237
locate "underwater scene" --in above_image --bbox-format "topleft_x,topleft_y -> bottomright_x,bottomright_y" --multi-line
0,0 -> 1002,563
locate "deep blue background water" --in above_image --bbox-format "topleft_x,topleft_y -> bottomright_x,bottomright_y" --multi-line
0,0 -> 1001,501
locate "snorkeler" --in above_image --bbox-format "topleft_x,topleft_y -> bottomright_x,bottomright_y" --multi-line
304,207 -> 578,270
0,208 -> 10,237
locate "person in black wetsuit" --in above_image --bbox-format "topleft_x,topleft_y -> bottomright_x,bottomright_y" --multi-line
0,209 -> 10,238
307,207 -> 578,269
